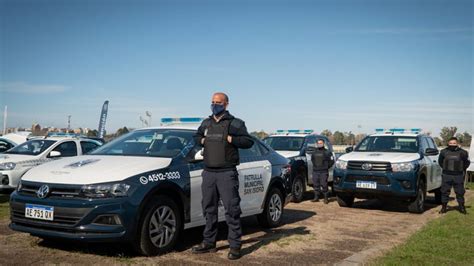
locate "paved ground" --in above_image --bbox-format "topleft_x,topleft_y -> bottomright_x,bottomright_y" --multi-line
0,190 -> 471,265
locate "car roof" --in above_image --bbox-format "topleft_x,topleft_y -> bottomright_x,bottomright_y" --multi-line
137,125 -> 199,131
267,133 -> 326,138
370,133 -> 419,137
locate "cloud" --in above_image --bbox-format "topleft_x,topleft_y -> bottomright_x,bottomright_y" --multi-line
0,82 -> 70,94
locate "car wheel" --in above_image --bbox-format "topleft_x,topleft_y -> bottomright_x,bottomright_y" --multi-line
134,195 -> 182,256
258,187 -> 284,228
291,176 -> 305,203
434,188 -> 442,204
336,194 -> 354,207
408,179 -> 426,214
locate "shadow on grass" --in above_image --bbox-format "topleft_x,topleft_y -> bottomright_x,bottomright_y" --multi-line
37,208 -> 316,258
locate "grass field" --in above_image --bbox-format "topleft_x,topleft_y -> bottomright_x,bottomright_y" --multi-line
375,182 -> 474,265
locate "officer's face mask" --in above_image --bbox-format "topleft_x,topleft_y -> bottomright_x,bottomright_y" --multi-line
448,145 -> 458,151
211,103 -> 226,116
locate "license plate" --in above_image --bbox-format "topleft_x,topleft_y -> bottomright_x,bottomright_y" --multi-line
356,181 -> 377,189
25,204 -> 54,221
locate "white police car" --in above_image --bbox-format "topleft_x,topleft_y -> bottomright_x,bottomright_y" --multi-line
333,128 -> 442,213
263,130 -> 336,202
0,132 -> 31,153
0,136 -> 102,192
10,118 -> 292,256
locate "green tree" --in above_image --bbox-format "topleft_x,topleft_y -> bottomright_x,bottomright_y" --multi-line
333,131 -> 345,145
87,129 -> 98,137
116,127 -> 129,137
320,129 -> 332,137
455,131 -> 472,147
439,126 -> 457,145
251,130 -> 269,140
433,137 -> 443,147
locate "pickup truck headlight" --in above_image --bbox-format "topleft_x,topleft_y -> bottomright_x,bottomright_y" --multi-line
80,182 -> 131,198
335,160 -> 348,170
0,162 -> 16,170
392,161 -> 417,172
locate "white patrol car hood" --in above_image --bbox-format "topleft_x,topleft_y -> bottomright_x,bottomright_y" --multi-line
339,152 -> 421,163
275,150 -> 301,158
21,155 -> 173,185
0,154 -> 42,164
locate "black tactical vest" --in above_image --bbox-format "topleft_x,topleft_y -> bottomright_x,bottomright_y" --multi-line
443,149 -> 464,172
311,149 -> 330,171
203,119 -> 233,168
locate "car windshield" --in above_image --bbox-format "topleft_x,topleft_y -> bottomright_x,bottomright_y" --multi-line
4,139 -> 56,156
90,129 -> 195,158
263,136 -> 305,151
355,136 -> 419,153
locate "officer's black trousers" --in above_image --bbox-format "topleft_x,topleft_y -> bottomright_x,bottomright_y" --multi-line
201,170 -> 242,249
312,171 -> 329,195
441,173 -> 465,204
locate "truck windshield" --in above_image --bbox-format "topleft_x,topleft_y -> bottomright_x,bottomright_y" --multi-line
263,137 -> 305,151
4,139 -> 56,156
355,136 -> 419,153
90,129 -> 195,158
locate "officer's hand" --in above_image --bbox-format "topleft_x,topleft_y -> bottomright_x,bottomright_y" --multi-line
201,138 -> 205,145
227,136 -> 232,143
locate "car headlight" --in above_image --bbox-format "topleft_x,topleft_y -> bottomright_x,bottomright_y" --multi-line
0,162 -> 16,170
80,182 -> 131,198
392,161 -> 417,172
335,160 -> 348,170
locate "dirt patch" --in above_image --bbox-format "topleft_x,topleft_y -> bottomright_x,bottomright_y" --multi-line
0,190 -> 471,265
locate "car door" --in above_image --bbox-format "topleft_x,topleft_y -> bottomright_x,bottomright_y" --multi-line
427,137 -> 442,189
80,140 -> 101,155
237,140 -> 272,216
420,137 -> 435,191
50,141 -> 79,157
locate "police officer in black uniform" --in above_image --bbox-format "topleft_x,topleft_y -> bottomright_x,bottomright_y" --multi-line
191,92 -> 253,260
308,139 -> 334,204
438,137 -> 470,214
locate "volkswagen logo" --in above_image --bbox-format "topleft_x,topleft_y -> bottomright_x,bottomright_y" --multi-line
36,185 -> 50,199
361,163 -> 373,171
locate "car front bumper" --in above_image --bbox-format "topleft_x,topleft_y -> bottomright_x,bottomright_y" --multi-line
9,191 -> 138,242
333,168 -> 418,199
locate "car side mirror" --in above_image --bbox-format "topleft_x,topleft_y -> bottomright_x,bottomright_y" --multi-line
49,151 -> 62,158
424,148 -> 439,156
345,146 -> 354,153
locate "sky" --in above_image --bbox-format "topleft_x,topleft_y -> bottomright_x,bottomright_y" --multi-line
0,0 -> 472,136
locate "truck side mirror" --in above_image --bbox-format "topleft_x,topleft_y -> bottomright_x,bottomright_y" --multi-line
49,151 -> 62,158
345,146 -> 354,153
424,148 -> 439,156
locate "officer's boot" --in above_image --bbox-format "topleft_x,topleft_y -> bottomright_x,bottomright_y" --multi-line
323,193 -> 329,204
311,191 -> 319,202
439,203 -> 447,214
459,203 -> 467,215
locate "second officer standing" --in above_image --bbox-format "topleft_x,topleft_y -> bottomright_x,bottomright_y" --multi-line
192,92 -> 253,260
308,139 -> 334,204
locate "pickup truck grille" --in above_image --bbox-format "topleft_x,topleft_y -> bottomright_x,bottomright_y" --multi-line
347,161 -> 392,172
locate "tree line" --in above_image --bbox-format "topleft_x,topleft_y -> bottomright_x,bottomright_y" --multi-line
250,126 -> 472,147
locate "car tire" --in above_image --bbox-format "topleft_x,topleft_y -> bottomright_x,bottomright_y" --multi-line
291,176 -> 305,203
408,179 -> 426,214
257,187 -> 284,228
336,194 -> 354,207
134,195 -> 182,256
434,188 -> 442,204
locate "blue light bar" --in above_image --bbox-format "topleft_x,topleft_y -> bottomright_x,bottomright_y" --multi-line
161,117 -> 204,124
276,129 -> 314,134
375,128 -> 422,134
